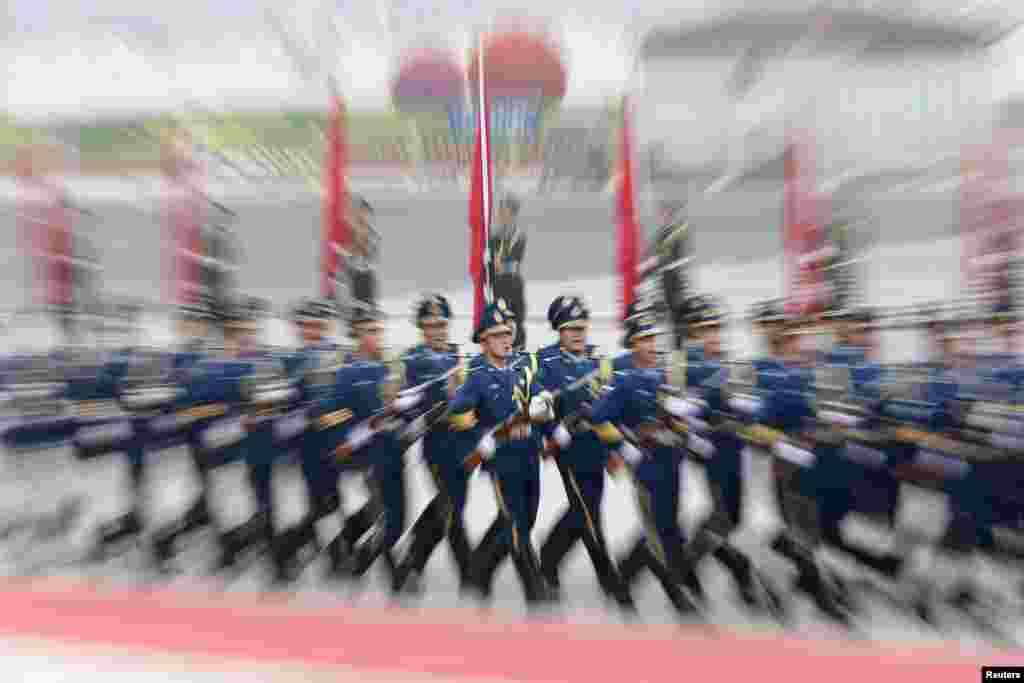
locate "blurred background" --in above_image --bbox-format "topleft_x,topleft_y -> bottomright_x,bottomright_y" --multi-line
1,0 -> 1023,356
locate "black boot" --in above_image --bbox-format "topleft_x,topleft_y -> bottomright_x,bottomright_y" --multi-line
714,545 -> 785,619
326,534 -> 354,581
539,516 -> 579,598
793,563 -> 852,626
512,544 -> 551,607
467,522 -> 509,602
217,512 -> 269,572
343,530 -> 387,578
447,517 -> 474,589
393,501 -> 448,594
618,539 -> 648,589
629,542 -> 701,619
93,512 -> 142,560
151,498 -> 211,571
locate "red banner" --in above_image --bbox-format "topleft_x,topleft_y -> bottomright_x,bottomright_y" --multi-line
961,132 -> 1023,313
17,151 -> 71,309
164,131 -> 203,307
783,129 -> 823,316
616,97 -> 640,321
468,37 -> 494,331
322,93 -> 349,300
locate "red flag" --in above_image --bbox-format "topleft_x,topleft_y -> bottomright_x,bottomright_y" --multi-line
164,130 -> 203,307
783,129 -> 821,315
616,97 -> 640,321
323,92 -> 349,299
468,37 -> 493,331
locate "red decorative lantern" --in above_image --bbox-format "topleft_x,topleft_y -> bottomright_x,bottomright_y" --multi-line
467,31 -> 567,101
391,48 -> 465,115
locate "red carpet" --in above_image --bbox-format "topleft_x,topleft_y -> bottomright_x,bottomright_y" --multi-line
0,577 -> 1012,682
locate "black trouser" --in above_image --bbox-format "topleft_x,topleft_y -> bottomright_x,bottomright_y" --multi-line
540,458 -> 626,599
398,458 -> 473,583
493,274 -> 526,349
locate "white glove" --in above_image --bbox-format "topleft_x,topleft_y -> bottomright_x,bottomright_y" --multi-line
149,413 -> 181,434
478,432 -> 497,460
663,397 -> 702,419
819,410 -> 862,428
529,392 -> 554,421
728,396 -> 762,416
393,391 -> 423,413
773,441 -> 816,468
76,421 -> 133,448
687,433 -> 715,460
620,442 -> 643,466
344,422 -> 375,452
201,418 -> 245,450
274,410 -> 309,440
552,423 -> 572,449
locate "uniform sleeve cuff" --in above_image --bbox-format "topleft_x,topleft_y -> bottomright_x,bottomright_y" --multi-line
450,411 -> 478,431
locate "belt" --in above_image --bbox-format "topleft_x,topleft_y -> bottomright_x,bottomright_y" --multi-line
495,417 -> 532,442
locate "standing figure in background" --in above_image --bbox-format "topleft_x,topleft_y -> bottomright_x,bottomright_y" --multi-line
489,195 -> 528,350
640,199 -> 691,351
340,196 -> 381,316
199,202 -> 241,322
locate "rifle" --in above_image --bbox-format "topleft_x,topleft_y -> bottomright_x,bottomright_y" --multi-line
330,364 -> 462,461
462,366 -> 606,471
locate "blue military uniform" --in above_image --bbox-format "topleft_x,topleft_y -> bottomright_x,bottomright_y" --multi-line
533,296 -> 631,607
590,307 -> 700,616
391,294 -> 475,593
303,306 -> 411,581
670,299 -> 783,613
151,299 -> 267,571
89,304 -> 213,556
450,300 -> 552,604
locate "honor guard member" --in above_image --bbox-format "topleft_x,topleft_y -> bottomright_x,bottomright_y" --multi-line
217,297 -> 297,578
749,301 -> 789,388
451,300 -> 554,606
672,298 -> 784,616
590,307 -> 701,618
343,196 -> 381,313
315,306 -> 412,584
747,315 -> 853,623
489,196 -> 528,350
391,294 -> 473,594
91,301 -> 215,556
151,298 -> 262,571
289,299 -> 343,517
648,199 -> 692,351
535,296 -> 634,609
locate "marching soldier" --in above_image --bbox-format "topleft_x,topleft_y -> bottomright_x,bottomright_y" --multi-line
340,196 -> 381,315
151,298 -> 263,571
674,297 -> 784,616
489,196 -> 528,350
535,295 -> 634,610
391,294 -> 472,594
313,306 -> 413,585
746,315 -> 854,623
591,306 -> 702,618
451,299 -> 554,606
217,297 -> 297,579
641,199 -> 691,351
91,301 -> 214,556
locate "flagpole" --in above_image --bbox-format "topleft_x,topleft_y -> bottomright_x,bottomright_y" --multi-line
478,31 -> 494,308
478,32 -> 493,307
